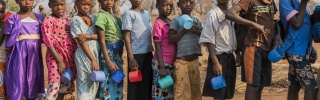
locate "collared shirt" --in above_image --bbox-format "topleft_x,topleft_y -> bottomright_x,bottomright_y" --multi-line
236,0 -> 277,51
280,0 -> 312,57
152,18 -> 177,64
199,5 -> 237,55
122,9 -> 153,54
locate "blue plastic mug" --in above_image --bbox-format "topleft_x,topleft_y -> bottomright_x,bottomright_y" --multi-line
91,71 -> 106,82
158,75 -> 174,89
111,69 -> 125,83
268,46 -> 285,63
61,69 -> 73,84
179,14 -> 194,29
211,75 -> 226,90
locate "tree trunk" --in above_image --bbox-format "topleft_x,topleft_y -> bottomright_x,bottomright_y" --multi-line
91,0 -> 99,14
113,0 -> 121,16
150,0 -> 154,15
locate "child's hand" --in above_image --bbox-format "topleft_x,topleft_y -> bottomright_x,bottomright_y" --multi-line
5,47 -> 12,54
107,62 -> 118,73
261,0 -> 272,5
159,66 -> 167,77
129,58 -> 139,71
76,34 -> 87,44
192,21 -> 201,36
58,61 -> 66,74
212,62 -> 222,75
235,55 -> 241,67
252,23 -> 266,35
92,60 -> 99,71
65,26 -> 71,33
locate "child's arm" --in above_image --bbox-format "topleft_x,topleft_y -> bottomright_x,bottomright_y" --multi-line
226,5 -> 266,33
47,47 -> 66,74
206,43 -> 222,75
123,30 -> 138,70
98,27 -> 118,73
168,29 -> 190,43
154,41 -> 167,77
279,0 -> 309,29
77,39 -> 99,71
76,34 -> 98,44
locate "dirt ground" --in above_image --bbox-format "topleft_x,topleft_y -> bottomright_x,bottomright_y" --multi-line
40,14 -> 320,100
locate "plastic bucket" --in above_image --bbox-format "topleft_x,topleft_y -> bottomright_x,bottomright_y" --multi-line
61,69 -> 73,84
111,69 -> 125,83
129,70 -> 142,82
90,71 -> 106,82
158,75 -> 174,89
179,14 -> 194,29
268,46 -> 285,63
210,75 -> 226,90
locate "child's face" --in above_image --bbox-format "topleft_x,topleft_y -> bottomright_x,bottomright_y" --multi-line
130,0 -> 142,7
76,0 -> 91,15
217,0 -> 228,4
178,0 -> 195,15
16,0 -> 34,12
49,0 -> 66,17
156,0 -> 173,16
99,0 -> 114,11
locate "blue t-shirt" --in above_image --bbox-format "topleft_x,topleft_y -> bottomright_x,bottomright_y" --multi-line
122,9 -> 153,54
170,15 -> 203,58
280,0 -> 312,57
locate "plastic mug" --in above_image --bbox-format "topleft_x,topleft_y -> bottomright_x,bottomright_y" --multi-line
129,70 -> 142,82
158,75 -> 174,89
179,14 -> 194,29
211,75 -> 226,90
268,46 -> 285,63
61,69 -> 73,84
111,69 -> 125,83
90,71 -> 106,82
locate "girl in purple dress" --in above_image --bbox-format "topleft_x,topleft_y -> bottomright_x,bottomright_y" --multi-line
3,0 -> 44,99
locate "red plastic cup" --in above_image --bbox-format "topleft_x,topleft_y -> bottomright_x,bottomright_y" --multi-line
129,70 -> 142,82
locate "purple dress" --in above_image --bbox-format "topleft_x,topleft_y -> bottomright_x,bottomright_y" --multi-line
4,13 -> 44,99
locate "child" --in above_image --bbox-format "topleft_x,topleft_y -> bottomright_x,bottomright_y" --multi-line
122,0 -> 153,100
200,0 -> 237,99
96,0 -> 124,99
151,0 -> 175,99
279,0 -> 318,99
226,0 -> 277,99
168,0 -> 203,99
41,0 -> 77,99
70,0 -> 99,99
3,0 -> 44,99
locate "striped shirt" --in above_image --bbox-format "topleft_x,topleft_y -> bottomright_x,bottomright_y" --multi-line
122,9 -> 153,54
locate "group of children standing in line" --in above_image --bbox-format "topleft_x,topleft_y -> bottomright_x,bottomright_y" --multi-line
0,0 -> 319,100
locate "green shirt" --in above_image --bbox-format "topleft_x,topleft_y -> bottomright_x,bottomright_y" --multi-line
95,10 -> 123,44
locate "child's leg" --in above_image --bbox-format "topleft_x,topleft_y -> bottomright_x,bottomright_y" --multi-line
46,82 -> 75,100
286,54 -> 318,100
99,51 -> 123,100
243,46 -> 271,100
174,59 -> 192,100
137,52 -> 153,100
188,59 -> 202,100
127,53 -> 148,100
151,60 -> 174,99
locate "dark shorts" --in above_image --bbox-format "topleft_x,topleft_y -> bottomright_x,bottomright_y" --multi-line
202,53 -> 236,99
241,46 -> 272,86
286,54 -> 318,90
